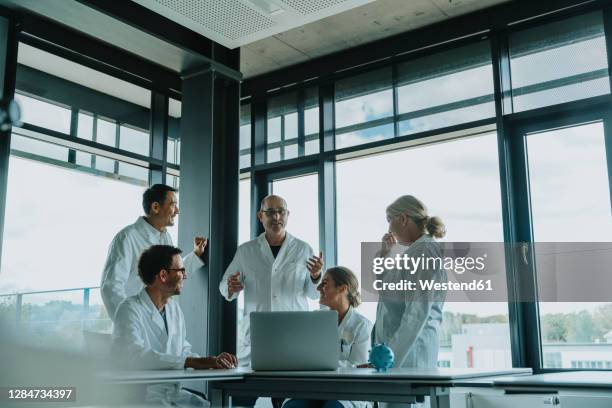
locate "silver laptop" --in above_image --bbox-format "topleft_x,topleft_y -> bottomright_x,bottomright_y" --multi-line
250,311 -> 339,371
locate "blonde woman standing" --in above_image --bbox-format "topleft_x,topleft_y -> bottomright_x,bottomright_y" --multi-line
375,195 -> 447,370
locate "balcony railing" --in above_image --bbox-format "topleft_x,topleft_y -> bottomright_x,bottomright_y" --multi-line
0,286 -> 111,349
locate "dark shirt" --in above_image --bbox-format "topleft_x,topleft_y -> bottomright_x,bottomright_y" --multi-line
160,307 -> 168,335
270,245 -> 281,258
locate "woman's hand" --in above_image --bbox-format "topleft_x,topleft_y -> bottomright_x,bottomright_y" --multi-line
379,233 -> 396,257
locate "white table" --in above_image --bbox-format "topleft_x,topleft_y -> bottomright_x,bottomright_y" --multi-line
450,371 -> 612,408
493,371 -> 612,390
100,367 -> 251,384
209,368 -> 532,408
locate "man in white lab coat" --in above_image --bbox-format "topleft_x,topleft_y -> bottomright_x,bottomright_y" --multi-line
112,244 -> 237,407
101,184 -> 208,321
219,195 -> 324,366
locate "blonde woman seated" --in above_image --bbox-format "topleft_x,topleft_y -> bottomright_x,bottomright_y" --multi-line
283,266 -> 373,408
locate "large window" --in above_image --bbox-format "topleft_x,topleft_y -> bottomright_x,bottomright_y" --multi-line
1,150 -> 144,348
0,42 -> 181,350
336,132 -> 511,368
272,173 -> 320,310
524,120 -> 612,368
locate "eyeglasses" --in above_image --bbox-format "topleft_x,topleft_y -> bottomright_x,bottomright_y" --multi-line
167,268 -> 186,275
262,208 -> 288,217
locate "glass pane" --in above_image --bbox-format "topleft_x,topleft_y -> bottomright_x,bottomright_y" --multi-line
525,121 -> 612,368
167,139 -> 177,165
77,112 -> 94,141
1,154 -> 144,296
76,151 -> 92,167
240,123 -> 251,148
397,41 -> 494,136
239,178 -> 251,245
272,174 -> 320,310
10,134 -> 68,162
272,174 -> 320,251
510,11 -> 610,112
284,143 -> 298,160
285,113 -> 298,141
166,173 -> 180,246
96,156 -> 115,173
305,139 -> 319,156
240,105 -> 252,169
14,93 -> 71,134
335,89 -> 393,129
240,154 -> 251,169
336,133 -> 510,368
118,162 -> 149,183
305,107 -> 319,137
267,148 -> 280,163
336,123 -> 394,149
335,67 -> 393,127
267,116 -> 281,144
119,125 -> 150,156
96,118 -> 117,147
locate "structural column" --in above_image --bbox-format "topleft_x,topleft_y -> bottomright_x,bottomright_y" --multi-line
178,65 -> 240,364
0,15 -> 19,270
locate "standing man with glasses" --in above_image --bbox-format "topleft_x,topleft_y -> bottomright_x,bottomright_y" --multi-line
101,184 -> 208,321
220,194 -> 324,368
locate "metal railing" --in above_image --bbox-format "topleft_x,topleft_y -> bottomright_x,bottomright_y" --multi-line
0,286 -> 111,340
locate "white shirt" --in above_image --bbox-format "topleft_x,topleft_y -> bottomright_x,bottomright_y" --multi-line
112,289 -> 206,407
374,234 -> 447,369
219,232 -> 319,364
101,216 -> 203,320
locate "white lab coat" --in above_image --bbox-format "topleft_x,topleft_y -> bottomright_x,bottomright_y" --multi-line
112,289 -> 207,407
374,234 -> 446,369
101,216 -> 203,320
219,232 -> 319,365
337,307 -> 373,408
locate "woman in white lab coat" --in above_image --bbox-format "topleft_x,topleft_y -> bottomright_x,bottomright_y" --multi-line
283,266 -> 373,408
374,195 -> 447,370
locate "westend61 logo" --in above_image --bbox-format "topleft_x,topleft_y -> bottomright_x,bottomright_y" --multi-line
359,242 -> 612,303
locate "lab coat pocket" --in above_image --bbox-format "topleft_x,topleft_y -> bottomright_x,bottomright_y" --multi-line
284,261 -> 301,292
340,339 -> 354,361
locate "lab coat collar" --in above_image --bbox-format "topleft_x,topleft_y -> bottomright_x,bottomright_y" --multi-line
412,233 -> 434,246
138,288 -> 169,340
257,231 -> 295,262
135,216 -> 166,241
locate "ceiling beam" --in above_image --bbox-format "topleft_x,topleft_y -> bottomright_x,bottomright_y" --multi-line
75,0 -> 239,71
19,12 -> 183,96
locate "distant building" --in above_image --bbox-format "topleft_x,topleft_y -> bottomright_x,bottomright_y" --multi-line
438,323 -> 612,369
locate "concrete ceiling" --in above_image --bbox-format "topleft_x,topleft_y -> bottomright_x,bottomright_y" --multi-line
241,0 -> 510,78
0,0 -> 511,80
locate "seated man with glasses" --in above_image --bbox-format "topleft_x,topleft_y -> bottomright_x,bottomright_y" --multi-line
113,245 -> 237,407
